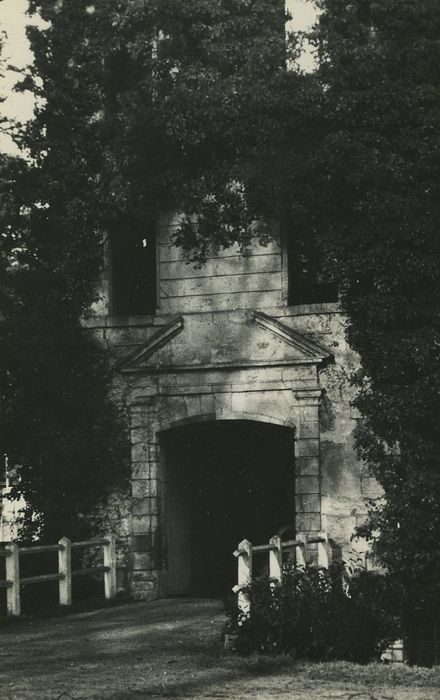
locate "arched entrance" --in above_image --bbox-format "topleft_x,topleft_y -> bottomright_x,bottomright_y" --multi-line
160,420 -> 295,597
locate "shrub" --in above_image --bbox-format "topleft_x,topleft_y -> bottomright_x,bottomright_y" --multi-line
227,563 -> 400,662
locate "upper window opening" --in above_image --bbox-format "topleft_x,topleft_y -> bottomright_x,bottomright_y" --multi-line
110,218 -> 157,316
286,225 -> 338,305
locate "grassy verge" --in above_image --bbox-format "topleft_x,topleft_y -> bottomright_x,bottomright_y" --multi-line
220,656 -> 440,687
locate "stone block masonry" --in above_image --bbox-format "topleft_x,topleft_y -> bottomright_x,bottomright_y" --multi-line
84,212 -> 374,599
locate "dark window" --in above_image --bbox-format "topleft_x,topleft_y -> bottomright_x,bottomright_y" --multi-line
0,457 -> 6,486
286,226 -> 338,305
106,48 -> 143,110
110,219 -> 157,316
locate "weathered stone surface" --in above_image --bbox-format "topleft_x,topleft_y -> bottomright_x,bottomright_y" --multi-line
159,221 -> 280,261
132,480 -> 158,499
295,457 -> 320,476
296,439 -> 320,457
131,498 -> 159,518
361,476 -> 384,497
131,462 -> 149,479
183,394 -> 202,418
85,214 -> 378,599
355,512 -> 369,529
296,494 -> 321,513
298,405 -> 318,422
296,476 -> 320,494
200,393 -> 216,415
132,499 -> 149,517
131,577 -> 156,601
131,515 -> 150,533
161,253 -> 281,280
296,513 -> 321,532
132,552 -> 154,570
214,392 -> 233,416
131,443 -> 151,462
160,271 -> 282,298
129,406 -> 150,428
130,428 -> 149,445
162,289 -> 283,313
299,422 -> 320,439
130,534 -> 152,552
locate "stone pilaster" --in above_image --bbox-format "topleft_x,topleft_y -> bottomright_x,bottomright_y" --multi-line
129,401 -> 161,600
295,389 -> 323,535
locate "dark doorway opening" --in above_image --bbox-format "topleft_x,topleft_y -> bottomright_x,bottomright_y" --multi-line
160,420 -> 294,597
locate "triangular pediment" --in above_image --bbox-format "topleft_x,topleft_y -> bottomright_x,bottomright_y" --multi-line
119,311 -> 333,373
252,312 -> 331,362
119,317 -> 184,372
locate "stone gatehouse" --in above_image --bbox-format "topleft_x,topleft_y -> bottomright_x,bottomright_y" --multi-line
86,213 -> 378,599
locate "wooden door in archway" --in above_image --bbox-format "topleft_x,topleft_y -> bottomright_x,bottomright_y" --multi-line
161,420 -> 294,597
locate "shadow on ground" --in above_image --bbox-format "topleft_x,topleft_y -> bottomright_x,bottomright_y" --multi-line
1,598 -> 440,699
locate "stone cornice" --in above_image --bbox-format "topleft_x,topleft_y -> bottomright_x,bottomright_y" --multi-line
295,389 -> 324,405
121,358 -> 321,374
118,310 -> 334,374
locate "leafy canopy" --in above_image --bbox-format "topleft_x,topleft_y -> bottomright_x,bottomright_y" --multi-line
2,0 -> 440,617
1,0 -> 302,538
310,0 -> 440,607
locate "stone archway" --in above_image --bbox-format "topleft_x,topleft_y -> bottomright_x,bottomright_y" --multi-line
159,419 -> 295,597
120,310 -> 331,599
128,386 -> 323,600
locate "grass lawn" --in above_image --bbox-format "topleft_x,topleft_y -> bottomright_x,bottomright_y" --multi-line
1,599 -> 439,699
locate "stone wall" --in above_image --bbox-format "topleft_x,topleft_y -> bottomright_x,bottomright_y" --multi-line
84,214 -> 377,599
158,213 -> 284,313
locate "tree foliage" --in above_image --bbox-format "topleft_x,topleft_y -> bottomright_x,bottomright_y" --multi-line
0,0 -> 299,538
1,0 -> 440,618
308,0 -> 440,609
0,2 -> 131,541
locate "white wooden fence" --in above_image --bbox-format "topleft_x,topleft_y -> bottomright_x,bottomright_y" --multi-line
0,534 -> 116,616
233,532 -> 331,616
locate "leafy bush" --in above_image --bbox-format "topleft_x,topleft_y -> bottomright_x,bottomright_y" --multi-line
227,564 -> 400,662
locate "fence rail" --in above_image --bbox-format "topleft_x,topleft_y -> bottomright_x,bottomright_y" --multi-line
233,532 -> 330,617
0,534 -> 116,616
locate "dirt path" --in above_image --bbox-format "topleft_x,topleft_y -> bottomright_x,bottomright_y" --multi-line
1,599 -> 439,699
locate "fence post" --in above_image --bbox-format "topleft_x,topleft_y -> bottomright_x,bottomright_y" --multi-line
269,535 -> 282,583
317,531 -> 330,569
58,536 -> 72,606
5,542 -> 20,616
233,538 -> 252,620
103,533 -> 117,599
295,533 -> 307,568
